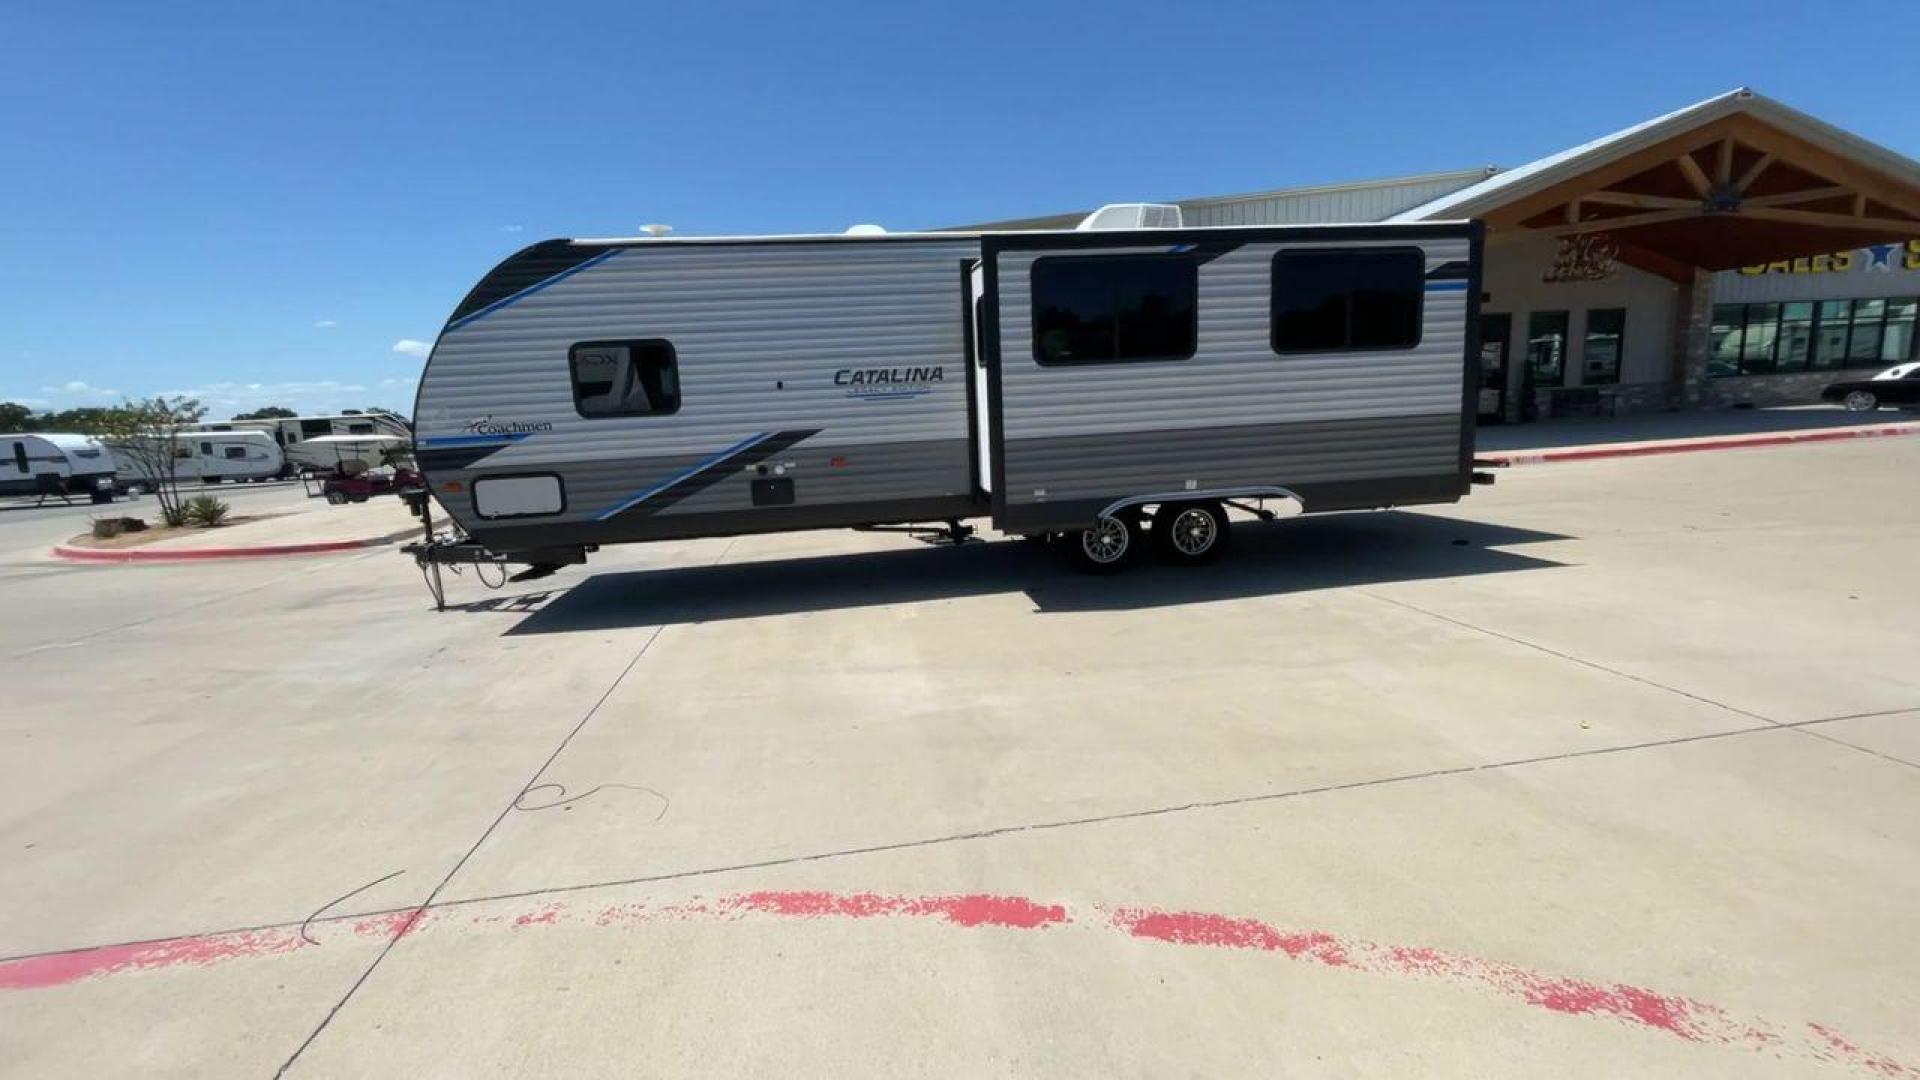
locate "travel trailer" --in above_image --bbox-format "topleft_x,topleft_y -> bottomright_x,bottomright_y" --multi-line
2,433 -> 117,502
190,413 -> 411,474
115,430 -> 285,487
410,214 -> 1484,579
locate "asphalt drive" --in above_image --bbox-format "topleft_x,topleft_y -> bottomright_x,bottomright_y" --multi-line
1,437 -> 1915,1078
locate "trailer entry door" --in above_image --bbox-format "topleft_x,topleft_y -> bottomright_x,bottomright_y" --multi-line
968,261 -> 992,495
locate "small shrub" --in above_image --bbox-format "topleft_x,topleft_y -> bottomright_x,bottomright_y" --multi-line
161,506 -> 189,528
182,496 -> 230,527
92,518 -> 126,539
118,517 -> 148,532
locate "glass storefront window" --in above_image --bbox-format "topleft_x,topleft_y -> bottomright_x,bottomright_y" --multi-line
1777,302 -> 1813,372
1527,311 -> 1569,387
1716,296 -> 1920,376
1739,303 -> 1780,373
1885,298 -> 1918,364
1582,309 -> 1625,385
1709,305 -> 1744,377
1848,299 -> 1886,364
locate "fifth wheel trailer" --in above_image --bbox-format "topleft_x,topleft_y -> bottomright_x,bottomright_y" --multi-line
409,220 -> 1483,578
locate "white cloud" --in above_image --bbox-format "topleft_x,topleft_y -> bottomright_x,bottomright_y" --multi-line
314,319 -> 338,329
499,224 -> 524,233
38,380 -> 121,399
378,376 -> 418,390
392,339 -> 433,359
8,396 -> 51,409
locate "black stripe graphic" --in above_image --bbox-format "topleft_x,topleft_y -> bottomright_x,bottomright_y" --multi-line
417,444 -> 515,472
615,428 -> 821,519
1426,260 -> 1472,280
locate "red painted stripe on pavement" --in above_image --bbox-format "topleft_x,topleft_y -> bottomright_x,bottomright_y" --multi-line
51,538 -> 387,562
1483,422 -> 1920,466
1,890 -> 1911,1076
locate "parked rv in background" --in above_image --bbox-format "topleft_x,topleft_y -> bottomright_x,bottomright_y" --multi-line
2,433 -> 117,502
190,412 -> 411,474
113,430 -> 285,488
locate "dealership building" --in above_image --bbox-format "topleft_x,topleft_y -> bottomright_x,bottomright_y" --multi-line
975,89 -> 1920,423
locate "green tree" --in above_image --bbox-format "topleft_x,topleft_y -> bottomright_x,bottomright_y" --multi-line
0,402 -> 35,433
232,405 -> 298,421
84,397 -> 207,526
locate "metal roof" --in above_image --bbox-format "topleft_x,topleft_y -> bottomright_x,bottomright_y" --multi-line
1390,87 -> 1920,221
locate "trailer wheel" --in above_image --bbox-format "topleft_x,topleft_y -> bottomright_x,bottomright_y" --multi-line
1069,515 -> 1140,574
325,491 -> 349,505
1153,501 -> 1229,565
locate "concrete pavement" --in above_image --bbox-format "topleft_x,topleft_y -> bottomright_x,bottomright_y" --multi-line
1,437 -> 1916,1077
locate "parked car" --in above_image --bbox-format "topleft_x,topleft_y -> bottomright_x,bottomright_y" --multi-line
1822,362 -> 1920,411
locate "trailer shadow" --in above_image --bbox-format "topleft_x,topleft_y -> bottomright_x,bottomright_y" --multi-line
491,511 -> 1571,635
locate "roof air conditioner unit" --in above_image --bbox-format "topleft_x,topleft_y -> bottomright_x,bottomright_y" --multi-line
1075,203 -> 1184,231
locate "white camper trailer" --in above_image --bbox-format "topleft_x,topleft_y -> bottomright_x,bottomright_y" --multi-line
190,413 -> 411,474
2,433 -> 118,502
410,219 -> 1484,580
115,430 -> 285,487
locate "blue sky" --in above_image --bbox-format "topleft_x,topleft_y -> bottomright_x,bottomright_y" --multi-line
4,0 -> 1917,418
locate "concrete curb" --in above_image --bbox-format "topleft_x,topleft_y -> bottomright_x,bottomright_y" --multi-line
1482,421 -> 1920,466
52,528 -> 417,564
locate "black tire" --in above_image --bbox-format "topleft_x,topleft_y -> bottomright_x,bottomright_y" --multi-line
1843,389 -> 1879,412
1068,515 -> 1141,574
89,490 -> 114,505
1153,501 -> 1230,565
325,491 -> 349,506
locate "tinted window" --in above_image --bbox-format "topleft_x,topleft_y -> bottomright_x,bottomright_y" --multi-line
1031,254 -> 1197,365
571,340 -> 681,417
300,419 -> 332,437
1582,309 -> 1625,385
224,446 -> 248,460
1527,311 -> 1570,386
1272,248 -> 1423,353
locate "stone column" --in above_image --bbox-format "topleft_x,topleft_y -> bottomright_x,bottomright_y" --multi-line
1670,267 -> 1714,408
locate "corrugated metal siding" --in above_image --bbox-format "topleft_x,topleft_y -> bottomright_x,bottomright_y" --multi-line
1712,247 -> 1920,303
1181,175 -> 1488,227
993,235 -> 1472,510
416,239 -> 981,531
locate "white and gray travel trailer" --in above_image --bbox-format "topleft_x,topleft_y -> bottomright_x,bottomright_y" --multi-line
115,430 -> 285,486
191,413 -> 411,474
409,219 -> 1485,581
2,433 -> 117,502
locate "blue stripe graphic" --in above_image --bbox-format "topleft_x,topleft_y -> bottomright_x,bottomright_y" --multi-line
1424,280 -> 1469,292
594,432 -> 771,521
446,249 -> 622,332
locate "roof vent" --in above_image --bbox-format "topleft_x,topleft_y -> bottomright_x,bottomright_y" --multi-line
1075,203 -> 1184,231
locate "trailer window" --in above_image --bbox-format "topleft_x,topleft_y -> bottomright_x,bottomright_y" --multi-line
300,419 -> 332,437
224,446 -> 248,460
1271,248 -> 1423,353
1031,254 -> 1197,365
571,340 -> 681,417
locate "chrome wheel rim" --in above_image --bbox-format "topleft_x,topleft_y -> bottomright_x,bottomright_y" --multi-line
1844,391 -> 1876,411
1081,518 -> 1130,564
1169,508 -> 1217,556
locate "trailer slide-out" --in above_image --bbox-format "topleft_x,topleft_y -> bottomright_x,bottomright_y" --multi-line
408,218 -> 1485,584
